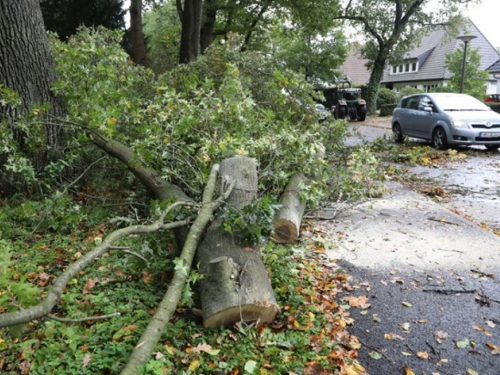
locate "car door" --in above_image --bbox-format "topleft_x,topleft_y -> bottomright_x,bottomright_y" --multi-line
412,95 -> 436,138
397,95 -> 421,136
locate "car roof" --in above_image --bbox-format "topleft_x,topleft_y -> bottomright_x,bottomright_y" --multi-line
402,92 -> 473,100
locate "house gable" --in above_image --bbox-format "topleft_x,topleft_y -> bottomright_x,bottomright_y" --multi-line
381,19 -> 500,89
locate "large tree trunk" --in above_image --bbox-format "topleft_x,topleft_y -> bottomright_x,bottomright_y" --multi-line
0,0 -> 68,193
178,0 -> 203,63
196,156 -> 279,328
200,0 -> 217,54
272,173 -> 306,244
129,0 -> 149,67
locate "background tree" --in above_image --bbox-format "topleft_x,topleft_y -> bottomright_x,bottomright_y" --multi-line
40,0 -> 126,41
272,26 -> 348,86
444,45 -> 489,99
177,0 -> 203,63
337,0 -> 479,114
129,0 -> 150,66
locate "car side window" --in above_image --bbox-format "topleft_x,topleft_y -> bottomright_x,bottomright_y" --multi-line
401,96 -> 419,109
418,96 -> 436,112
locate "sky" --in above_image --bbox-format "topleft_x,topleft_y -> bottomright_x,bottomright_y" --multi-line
466,0 -> 500,49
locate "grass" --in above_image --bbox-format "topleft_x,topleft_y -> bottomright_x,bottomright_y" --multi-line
0,194 -> 366,374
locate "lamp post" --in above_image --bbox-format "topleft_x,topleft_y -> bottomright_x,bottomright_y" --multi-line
456,35 -> 477,93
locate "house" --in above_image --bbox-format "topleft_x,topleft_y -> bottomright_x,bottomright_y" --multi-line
381,19 -> 500,94
487,58 -> 500,77
337,47 -> 371,86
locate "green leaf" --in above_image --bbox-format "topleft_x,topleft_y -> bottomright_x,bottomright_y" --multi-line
456,338 -> 470,349
244,360 -> 258,373
173,258 -> 189,277
368,351 -> 382,360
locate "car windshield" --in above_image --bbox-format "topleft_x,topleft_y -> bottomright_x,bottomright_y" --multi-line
433,95 -> 489,111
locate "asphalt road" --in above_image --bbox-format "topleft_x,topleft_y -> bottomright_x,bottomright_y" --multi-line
318,119 -> 500,374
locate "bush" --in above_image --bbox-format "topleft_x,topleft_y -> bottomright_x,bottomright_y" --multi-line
399,87 -> 424,98
377,88 -> 398,109
380,103 -> 397,116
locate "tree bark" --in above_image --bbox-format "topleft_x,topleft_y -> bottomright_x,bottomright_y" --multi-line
178,0 -> 203,63
0,0 -> 67,186
121,164 -> 234,374
272,173 -> 306,244
200,0 -> 218,54
129,0 -> 149,67
196,156 -> 279,328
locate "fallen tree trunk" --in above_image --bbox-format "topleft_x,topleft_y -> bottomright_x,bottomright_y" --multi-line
121,164 -> 234,374
196,156 -> 279,328
272,173 -> 306,243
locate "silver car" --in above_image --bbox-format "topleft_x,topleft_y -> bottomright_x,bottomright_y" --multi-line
391,93 -> 500,150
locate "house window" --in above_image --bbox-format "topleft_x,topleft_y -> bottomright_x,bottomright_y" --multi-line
390,61 -> 418,75
424,84 -> 438,93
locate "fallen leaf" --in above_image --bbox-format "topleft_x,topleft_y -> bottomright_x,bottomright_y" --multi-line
368,351 -> 382,360
188,360 -> 200,371
384,333 -> 405,341
417,351 -> 429,359
486,320 -> 496,328
82,278 -> 99,294
403,366 -> 415,375
456,338 -> 470,349
192,343 -> 220,355
244,360 -> 257,373
401,301 -> 412,307
82,353 -> 91,368
399,322 -> 411,332
466,369 -> 479,375
391,277 -> 404,284
486,342 -> 500,355
154,352 -> 164,360
433,330 -> 449,344
401,351 -> 413,356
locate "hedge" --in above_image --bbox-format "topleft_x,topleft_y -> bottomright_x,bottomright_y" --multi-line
487,103 -> 500,114
379,103 -> 398,116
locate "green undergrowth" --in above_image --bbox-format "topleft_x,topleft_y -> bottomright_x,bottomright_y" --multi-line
0,195 -> 366,374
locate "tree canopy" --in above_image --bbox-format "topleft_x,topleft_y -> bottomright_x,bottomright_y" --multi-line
40,0 -> 126,40
444,45 -> 489,99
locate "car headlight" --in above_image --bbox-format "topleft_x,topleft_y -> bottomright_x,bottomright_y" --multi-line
449,117 -> 470,129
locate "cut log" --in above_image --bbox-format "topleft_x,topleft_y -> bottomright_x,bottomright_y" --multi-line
272,173 -> 306,243
196,156 -> 279,328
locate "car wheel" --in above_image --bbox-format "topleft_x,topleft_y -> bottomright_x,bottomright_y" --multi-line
393,123 -> 404,143
485,144 -> 500,151
432,127 -> 448,150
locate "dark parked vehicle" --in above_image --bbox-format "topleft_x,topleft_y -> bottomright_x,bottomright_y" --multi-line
485,94 -> 500,103
392,93 -> 500,150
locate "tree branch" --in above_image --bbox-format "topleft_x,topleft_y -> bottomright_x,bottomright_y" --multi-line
0,202 -> 190,328
121,164 -> 235,374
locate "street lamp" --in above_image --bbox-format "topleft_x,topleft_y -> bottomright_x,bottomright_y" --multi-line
456,35 -> 477,93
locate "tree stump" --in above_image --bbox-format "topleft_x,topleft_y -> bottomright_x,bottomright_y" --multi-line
272,173 -> 306,243
196,156 -> 279,328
